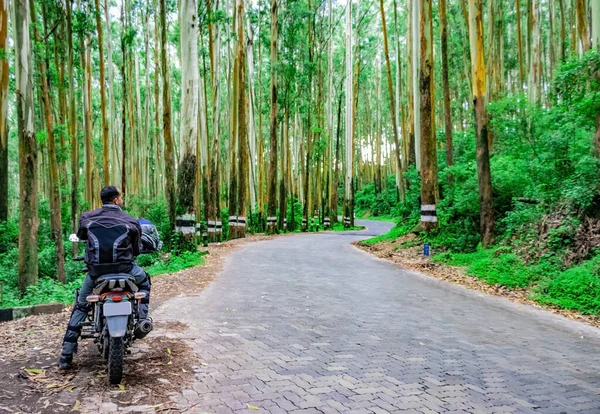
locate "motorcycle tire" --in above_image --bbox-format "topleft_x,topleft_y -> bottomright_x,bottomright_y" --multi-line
107,336 -> 124,385
102,334 -> 109,360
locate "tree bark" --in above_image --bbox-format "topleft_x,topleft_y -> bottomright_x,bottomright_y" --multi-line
14,0 -> 39,293
66,0 -> 79,254
420,0 -> 438,232
32,0 -> 66,283
379,0 -> 404,201
160,0 -> 176,229
178,0 -> 199,213
516,0 -> 524,88
468,0 -> 494,247
343,0 -> 353,228
0,0 -> 8,222
576,0 -> 590,52
412,0 -> 421,171
95,0 -> 109,185
440,0 -> 454,181
592,0 -> 600,50
83,40 -> 94,208
266,0 -> 278,234
528,0 -> 541,103
237,0 -> 249,238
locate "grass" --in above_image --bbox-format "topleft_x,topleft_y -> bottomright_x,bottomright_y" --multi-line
431,248 -> 548,289
145,251 -> 205,277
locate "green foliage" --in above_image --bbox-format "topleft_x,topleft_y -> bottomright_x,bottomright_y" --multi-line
145,251 -> 205,277
432,248 -> 547,289
535,257 -> 600,315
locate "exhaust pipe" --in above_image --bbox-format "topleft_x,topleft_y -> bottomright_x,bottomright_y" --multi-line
134,319 -> 153,339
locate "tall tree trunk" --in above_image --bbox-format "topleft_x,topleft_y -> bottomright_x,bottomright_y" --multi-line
468,0 -> 494,247
237,0 -> 249,238
576,0 -> 590,52
228,7 -> 240,237
160,0 -> 176,229
105,0 -> 116,185
94,0 -> 109,185
343,0 -> 353,228
120,2 -> 128,197
32,0 -> 66,283
207,0 -> 222,241
592,0 -> 600,50
559,0 -> 566,61
327,0 -> 334,218
412,0 -> 421,171
516,0 -> 525,88
393,0 -> 407,170
66,0 -> 78,253
420,0 -> 437,232
83,40 -> 95,208
178,0 -> 199,213
379,0 -> 404,201
406,0 -> 415,167
0,0 -> 8,222
375,56 -> 382,194
528,0 -> 541,103
14,0 -> 39,293
246,23 -> 257,214
266,0 -> 278,234
440,0 -> 453,181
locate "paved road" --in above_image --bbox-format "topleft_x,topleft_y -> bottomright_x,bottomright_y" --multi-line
154,221 -> 600,413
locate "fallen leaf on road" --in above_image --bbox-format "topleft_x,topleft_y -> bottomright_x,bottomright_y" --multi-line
24,369 -> 43,375
167,348 -> 172,355
118,384 -> 126,391
55,402 -> 70,407
73,400 -> 80,411
247,404 -> 260,410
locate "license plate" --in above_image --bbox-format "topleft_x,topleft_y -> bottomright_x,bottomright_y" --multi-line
103,301 -> 132,317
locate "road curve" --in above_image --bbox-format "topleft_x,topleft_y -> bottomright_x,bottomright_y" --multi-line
153,220 -> 600,413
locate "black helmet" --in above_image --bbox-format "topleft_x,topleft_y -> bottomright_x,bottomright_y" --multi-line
138,218 -> 162,251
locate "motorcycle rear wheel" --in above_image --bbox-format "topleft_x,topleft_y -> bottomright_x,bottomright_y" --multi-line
107,336 -> 124,384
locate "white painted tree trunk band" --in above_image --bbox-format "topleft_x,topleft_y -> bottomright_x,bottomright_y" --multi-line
421,204 -> 437,222
176,215 -> 196,234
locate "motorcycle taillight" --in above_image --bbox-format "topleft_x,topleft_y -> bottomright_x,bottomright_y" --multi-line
111,295 -> 123,302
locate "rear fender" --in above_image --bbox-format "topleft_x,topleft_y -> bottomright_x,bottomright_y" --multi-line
103,302 -> 132,338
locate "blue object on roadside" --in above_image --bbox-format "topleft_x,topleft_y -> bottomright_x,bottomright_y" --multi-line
424,243 -> 430,257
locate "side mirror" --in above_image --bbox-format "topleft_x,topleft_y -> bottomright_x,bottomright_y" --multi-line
69,234 -> 80,242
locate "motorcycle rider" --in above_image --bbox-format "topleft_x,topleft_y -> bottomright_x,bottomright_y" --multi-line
58,186 -> 153,370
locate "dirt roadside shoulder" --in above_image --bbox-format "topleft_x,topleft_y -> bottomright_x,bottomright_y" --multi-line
0,234 -> 282,414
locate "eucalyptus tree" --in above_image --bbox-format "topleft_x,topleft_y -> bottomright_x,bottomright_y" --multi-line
468,0 -> 494,247
0,0 -> 8,222
178,0 -> 200,214
31,0 -> 66,283
14,0 -> 39,293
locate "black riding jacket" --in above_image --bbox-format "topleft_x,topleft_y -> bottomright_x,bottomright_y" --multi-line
77,204 -> 142,276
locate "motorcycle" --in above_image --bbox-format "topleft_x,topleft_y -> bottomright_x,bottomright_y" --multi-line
69,234 -> 153,384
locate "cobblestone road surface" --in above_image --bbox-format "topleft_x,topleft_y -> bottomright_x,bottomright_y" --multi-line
153,221 -> 600,413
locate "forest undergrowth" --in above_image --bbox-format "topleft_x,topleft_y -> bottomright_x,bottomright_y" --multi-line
358,52 -> 600,316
